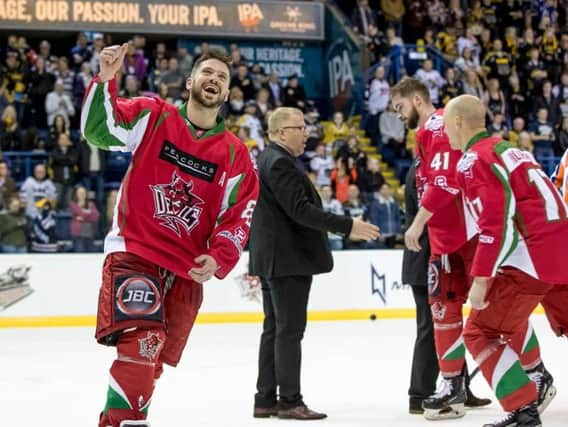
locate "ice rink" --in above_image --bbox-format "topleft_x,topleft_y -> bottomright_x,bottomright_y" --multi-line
1,315 -> 567,427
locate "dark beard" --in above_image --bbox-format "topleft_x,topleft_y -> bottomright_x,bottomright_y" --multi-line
190,84 -> 224,108
407,106 -> 420,129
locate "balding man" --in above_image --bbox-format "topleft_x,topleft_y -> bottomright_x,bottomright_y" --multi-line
444,95 -> 568,426
249,107 -> 379,420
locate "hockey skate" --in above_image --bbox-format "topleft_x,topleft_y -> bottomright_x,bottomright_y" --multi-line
527,364 -> 556,414
482,402 -> 541,427
422,376 -> 466,420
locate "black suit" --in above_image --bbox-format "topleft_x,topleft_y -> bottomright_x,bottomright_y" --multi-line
249,143 -> 352,408
402,161 -> 439,405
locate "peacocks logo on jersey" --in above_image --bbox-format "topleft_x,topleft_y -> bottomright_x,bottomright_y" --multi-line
150,172 -> 204,237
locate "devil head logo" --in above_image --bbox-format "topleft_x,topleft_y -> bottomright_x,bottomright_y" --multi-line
150,172 -> 204,237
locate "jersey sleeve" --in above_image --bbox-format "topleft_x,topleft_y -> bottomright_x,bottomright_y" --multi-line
80,76 -> 160,152
207,146 -> 260,279
464,156 -> 519,278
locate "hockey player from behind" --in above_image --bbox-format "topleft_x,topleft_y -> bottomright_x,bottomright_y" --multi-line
81,44 -> 259,427
391,78 -> 491,420
444,95 -> 568,427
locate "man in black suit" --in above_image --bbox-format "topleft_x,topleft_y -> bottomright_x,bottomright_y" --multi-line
403,161 -> 491,414
249,107 -> 379,420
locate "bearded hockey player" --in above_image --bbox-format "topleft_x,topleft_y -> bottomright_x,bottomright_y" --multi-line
81,44 -> 259,427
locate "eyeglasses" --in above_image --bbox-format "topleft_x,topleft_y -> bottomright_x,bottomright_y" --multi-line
280,125 -> 306,132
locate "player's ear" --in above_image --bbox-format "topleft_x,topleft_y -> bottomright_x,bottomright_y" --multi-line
186,77 -> 192,91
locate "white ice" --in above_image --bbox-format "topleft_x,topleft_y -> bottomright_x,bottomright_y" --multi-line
1,315 -> 567,426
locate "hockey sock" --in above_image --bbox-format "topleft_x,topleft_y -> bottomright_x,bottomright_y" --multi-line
432,300 -> 465,377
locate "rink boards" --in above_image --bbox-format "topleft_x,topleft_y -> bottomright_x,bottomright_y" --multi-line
0,251 -> 544,327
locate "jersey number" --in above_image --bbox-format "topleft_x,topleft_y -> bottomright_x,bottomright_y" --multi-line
527,168 -> 567,221
430,152 -> 450,171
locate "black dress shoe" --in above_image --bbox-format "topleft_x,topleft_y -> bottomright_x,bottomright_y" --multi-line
277,404 -> 327,420
409,398 -> 424,414
253,405 -> 278,418
465,388 -> 492,408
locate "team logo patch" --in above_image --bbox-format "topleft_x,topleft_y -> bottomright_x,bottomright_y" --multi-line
428,260 -> 441,298
457,151 -> 478,179
150,172 -> 204,237
431,302 -> 447,321
138,331 -> 164,361
114,275 -> 163,322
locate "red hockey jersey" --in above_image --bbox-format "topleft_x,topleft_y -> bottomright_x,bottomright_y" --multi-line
456,132 -> 568,283
81,76 -> 259,279
415,109 -> 471,255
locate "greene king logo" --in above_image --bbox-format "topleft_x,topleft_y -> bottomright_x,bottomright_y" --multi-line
150,172 -> 204,237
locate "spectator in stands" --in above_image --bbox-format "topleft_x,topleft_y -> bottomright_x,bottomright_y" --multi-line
525,47 -> 548,95
310,143 -> 334,188
343,184 -> 369,249
123,40 -> 147,82
517,131 -> 534,153
324,111 -> 351,146
231,63 -> 255,100
70,185 -> 100,252
482,38 -> 513,91
89,33 -> 105,74
454,47 -> 481,77
359,157 -> 386,202
49,133 -> 78,210
480,0 -> 498,30
508,74 -> 529,119
304,109 -> 324,153
351,0 -> 377,38
255,88 -> 273,119
282,74 -> 307,112
54,57 -> 75,100
367,65 -> 390,147
238,101 -> 264,149
47,114 -> 67,150
508,117 -> 526,146
556,116 -> 568,155
368,183 -> 402,248
0,160 -> 17,211
250,64 -> 267,93
0,197 -> 28,253
29,197 -> 58,253
366,24 -> 390,65
461,69 -> 484,98
320,185 -> 345,250
381,0 -> 405,36
71,32 -> 92,70
177,46 -> 193,78
534,80 -> 560,125
483,78 -> 506,123
77,136 -> 106,209
148,57 -> 169,93
379,102 -> 405,166
0,105 -> 22,151
159,57 -> 184,101
487,112 -> 508,138
264,71 -> 282,107
74,62 -> 94,111
337,135 -> 367,177
29,55 -> 55,129
38,40 -> 54,71
457,27 -> 480,59
415,59 -> 445,106
45,78 -> 75,127
440,67 -> 463,105
500,0 -> 524,30
120,75 -> 141,99
530,107 -> 556,160
1,51 -> 27,123
20,163 -> 56,218
105,189 -> 118,233
228,86 -> 245,117
403,1 -> 426,42
331,158 -> 357,204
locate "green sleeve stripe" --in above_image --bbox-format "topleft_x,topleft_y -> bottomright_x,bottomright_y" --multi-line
228,173 -> 245,208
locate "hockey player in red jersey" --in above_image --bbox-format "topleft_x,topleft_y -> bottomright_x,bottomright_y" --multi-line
391,78 -> 490,420
81,44 -> 259,427
444,95 -> 568,427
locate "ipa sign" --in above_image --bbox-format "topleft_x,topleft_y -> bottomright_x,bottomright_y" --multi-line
0,0 -> 324,40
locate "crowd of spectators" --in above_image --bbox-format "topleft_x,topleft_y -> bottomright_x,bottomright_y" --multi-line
2,0 -> 568,252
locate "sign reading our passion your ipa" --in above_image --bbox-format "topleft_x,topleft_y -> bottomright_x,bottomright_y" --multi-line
0,0 -> 324,40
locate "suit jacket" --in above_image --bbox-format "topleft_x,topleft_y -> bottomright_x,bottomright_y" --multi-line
249,143 -> 353,278
401,161 -> 430,287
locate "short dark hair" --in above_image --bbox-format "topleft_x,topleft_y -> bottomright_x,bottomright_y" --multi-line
390,77 -> 431,103
191,49 -> 232,77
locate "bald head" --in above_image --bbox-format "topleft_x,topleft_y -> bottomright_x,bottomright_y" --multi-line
444,95 -> 487,151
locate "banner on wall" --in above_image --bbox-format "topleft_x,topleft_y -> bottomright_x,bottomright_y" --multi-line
0,251 -> 412,323
179,40 -> 324,99
0,0 -> 324,39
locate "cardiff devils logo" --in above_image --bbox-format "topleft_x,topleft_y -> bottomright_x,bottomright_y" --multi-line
150,172 -> 204,237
